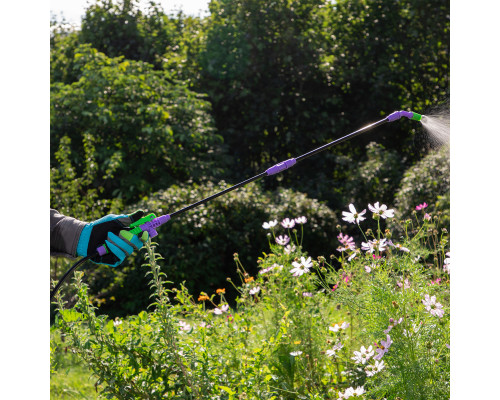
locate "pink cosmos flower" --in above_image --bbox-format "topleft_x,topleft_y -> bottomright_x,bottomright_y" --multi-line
337,233 -> 356,252
397,278 -> 411,289
373,335 -> 392,360
262,220 -> 278,229
249,287 -> 260,295
275,235 -> 290,245
351,345 -> 374,364
424,213 -> 431,221
415,202 -> 428,211
422,294 -> 445,318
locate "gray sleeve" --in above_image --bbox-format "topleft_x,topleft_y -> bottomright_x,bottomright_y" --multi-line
50,209 -> 87,258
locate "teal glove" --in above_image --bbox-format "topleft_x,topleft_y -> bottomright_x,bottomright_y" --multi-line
76,210 -> 149,267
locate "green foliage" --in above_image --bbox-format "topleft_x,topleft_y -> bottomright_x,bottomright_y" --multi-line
343,142 -> 405,207
80,0 -> 175,68
392,146 -> 450,231
53,209 -> 449,399
199,0 -> 340,185
50,45 -> 222,202
89,181 -> 339,317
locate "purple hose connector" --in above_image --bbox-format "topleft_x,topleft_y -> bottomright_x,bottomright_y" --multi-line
266,158 -> 297,176
387,110 -> 414,122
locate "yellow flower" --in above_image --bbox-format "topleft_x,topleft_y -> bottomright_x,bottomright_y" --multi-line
216,288 -> 226,294
198,294 -> 209,302
245,277 -> 254,283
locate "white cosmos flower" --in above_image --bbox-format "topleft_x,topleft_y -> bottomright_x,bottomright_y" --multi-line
290,351 -> 302,356
294,216 -> 307,224
284,244 -> 296,254
262,220 -> 278,229
249,286 -> 260,295
326,341 -> 344,357
342,204 -> 367,224
329,321 -> 350,332
368,202 -> 395,219
351,345 -> 374,364
365,360 -> 385,377
281,218 -> 296,229
290,257 -> 312,277
361,238 -> 388,253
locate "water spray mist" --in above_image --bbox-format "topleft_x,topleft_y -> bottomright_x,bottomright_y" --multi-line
50,110 -> 424,301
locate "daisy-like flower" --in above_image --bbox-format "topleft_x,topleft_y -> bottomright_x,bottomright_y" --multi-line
113,319 -> 123,327
302,292 -> 313,297
424,213 -> 432,221
326,341 -> 344,357
423,294 -> 445,318
290,351 -> 302,356
365,360 -> 385,377
290,256 -> 313,277
276,235 -> 290,246
249,286 -> 260,295
374,335 -> 392,360
294,216 -> 307,224
337,233 -> 356,252
281,218 -> 296,229
342,204 -> 366,224
361,238 -> 388,253
213,304 -> 229,315
262,219 -> 278,229
351,386 -> 365,397
415,202 -> 428,211
403,323 -> 422,338
284,244 -> 296,254
329,321 -> 350,332
368,202 -> 395,219
351,345 -> 374,364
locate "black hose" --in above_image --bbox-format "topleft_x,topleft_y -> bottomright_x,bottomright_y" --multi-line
50,253 -> 97,302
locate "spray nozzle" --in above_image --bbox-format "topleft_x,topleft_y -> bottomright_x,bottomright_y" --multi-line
387,110 -> 423,122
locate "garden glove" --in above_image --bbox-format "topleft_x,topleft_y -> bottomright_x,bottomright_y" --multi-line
76,210 -> 150,267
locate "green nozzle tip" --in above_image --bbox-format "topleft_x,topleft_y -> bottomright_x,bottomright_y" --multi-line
411,112 -> 422,121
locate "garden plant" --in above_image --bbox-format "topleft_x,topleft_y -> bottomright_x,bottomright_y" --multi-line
52,200 -> 450,399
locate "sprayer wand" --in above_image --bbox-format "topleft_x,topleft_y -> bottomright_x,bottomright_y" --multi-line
50,110 -> 422,301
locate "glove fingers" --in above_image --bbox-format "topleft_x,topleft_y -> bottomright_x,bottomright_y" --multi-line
104,239 -> 127,267
116,210 -> 145,227
119,230 -> 145,251
107,232 -> 135,256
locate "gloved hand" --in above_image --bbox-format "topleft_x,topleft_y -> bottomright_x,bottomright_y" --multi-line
76,210 -> 149,267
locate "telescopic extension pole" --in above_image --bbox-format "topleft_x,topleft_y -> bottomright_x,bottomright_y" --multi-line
50,110 -> 422,301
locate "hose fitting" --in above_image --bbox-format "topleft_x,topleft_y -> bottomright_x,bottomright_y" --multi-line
387,110 -> 422,122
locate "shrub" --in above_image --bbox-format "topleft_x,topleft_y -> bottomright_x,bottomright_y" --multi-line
342,142 -> 405,208
391,146 -> 450,232
86,181 -> 339,317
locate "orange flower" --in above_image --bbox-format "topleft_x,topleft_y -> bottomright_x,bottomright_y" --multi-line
198,294 -> 209,302
216,288 -> 226,294
244,277 -> 254,283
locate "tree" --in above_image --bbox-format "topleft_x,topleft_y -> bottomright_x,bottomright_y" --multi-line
51,45 -> 222,203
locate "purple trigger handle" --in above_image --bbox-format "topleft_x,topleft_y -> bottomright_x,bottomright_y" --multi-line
139,214 -> 171,238
95,214 -> 171,256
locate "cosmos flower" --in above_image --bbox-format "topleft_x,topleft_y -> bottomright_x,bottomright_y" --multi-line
351,345 -> 374,364
262,220 -> 278,229
342,204 -> 366,224
415,202 -> 428,211
276,235 -> 290,245
290,257 -> 313,277
290,351 -> 303,356
374,335 -> 392,360
294,216 -> 307,224
281,218 -> 296,229
365,360 -> 385,377
368,202 -> 395,219
249,286 -> 260,295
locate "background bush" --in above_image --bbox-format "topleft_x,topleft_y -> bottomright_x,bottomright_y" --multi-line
391,146 -> 450,231
85,180 -> 339,317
